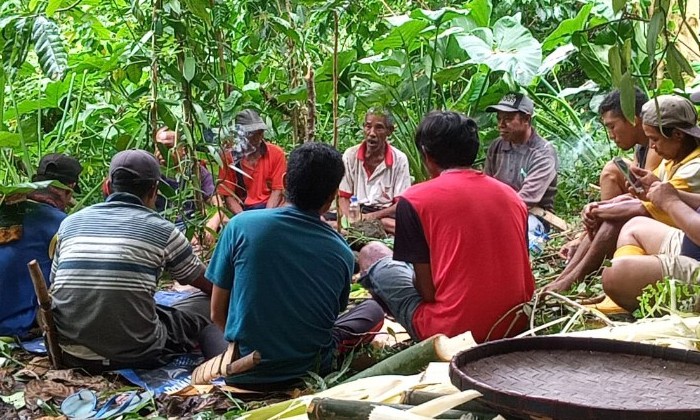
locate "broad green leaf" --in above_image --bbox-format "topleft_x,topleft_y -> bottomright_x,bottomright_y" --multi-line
373,19 -> 429,51
466,0 -> 492,27
183,53 -> 195,82
538,43 -> 577,76
125,63 -> 142,84
269,16 -> 301,45
541,3 -> 592,51
182,0 -> 211,25
433,61 -> 470,84
666,49 -> 683,89
613,0 -> 626,14
410,7 -> 469,25
621,38 -> 631,74
647,11 -> 664,60
46,0 -> 63,17
608,45 -> 622,86
454,16 -> 541,85
0,131 -> 20,148
0,180 -> 68,196
619,71 -> 636,124
277,86 -> 307,103
668,43 -> 694,75
31,16 -> 68,80
233,61 -> 245,88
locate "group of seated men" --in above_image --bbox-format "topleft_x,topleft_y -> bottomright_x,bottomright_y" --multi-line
2,86 -> 700,386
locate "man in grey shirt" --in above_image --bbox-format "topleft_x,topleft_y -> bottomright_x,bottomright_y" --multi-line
484,93 -> 559,243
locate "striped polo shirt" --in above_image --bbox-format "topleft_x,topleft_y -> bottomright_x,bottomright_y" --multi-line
50,193 -> 205,362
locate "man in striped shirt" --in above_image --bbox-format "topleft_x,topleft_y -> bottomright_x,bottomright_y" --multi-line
51,150 -> 222,372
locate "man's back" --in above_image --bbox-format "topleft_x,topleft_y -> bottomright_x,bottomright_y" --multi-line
400,170 -> 535,341
0,201 -> 65,336
51,193 -> 202,362
206,206 -> 354,384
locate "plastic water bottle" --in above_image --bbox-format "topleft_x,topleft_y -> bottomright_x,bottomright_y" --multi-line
348,196 -> 360,223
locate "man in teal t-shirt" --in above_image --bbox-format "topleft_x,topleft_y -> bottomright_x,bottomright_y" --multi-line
206,142 -> 384,386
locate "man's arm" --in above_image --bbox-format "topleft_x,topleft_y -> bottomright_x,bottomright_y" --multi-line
590,199 -> 650,221
338,196 -> 351,220
224,196 -> 244,214
517,148 -> 557,207
651,182 -> 700,245
483,141 -> 497,176
675,190 -> 700,210
211,284 -> 231,331
190,272 -> 213,296
364,203 -> 397,220
266,189 -> 284,208
413,263 -> 435,302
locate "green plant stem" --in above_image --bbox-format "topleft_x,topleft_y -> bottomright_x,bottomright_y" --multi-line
70,69 -> 88,138
55,72 -> 76,151
9,84 -> 32,178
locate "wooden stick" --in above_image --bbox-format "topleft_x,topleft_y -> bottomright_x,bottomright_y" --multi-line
27,259 -> 62,369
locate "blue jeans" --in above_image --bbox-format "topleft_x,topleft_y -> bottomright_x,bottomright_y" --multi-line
359,257 -> 422,340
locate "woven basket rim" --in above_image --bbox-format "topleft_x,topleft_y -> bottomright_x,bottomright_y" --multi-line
449,336 -> 700,420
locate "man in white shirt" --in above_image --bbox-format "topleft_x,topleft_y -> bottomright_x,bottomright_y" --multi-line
338,108 -> 411,234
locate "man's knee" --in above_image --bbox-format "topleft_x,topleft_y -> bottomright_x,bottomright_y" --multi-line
600,160 -> 626,200
602,258 -> 632,299
618,216 -> 654,247
359,241 -> 393,274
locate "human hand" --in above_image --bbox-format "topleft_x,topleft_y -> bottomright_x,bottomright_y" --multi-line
647,181 -> 680,208
581,202 -> 601,237
630,166 -> 660,192
558,237 -> 581,262
155,127 -> 177,148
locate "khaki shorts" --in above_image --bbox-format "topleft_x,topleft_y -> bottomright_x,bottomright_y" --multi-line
657,228 -> 700,283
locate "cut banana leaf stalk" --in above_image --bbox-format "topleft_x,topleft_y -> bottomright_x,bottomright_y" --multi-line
307,397 -> 471,419
343,332 -> 476,383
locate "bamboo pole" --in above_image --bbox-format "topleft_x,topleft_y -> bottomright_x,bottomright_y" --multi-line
333,10 -> 342,233
305,64 -> 316,142
307,398 -> 471,420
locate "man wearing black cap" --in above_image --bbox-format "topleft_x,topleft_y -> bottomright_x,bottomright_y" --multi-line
0,153 -> 82,337
50,150 -> 224,372
484,93 -> 559,246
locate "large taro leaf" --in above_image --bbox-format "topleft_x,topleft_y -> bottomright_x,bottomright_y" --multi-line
1,16 -> 32,78
31,15 -> 67,80
454,15 -> 541,86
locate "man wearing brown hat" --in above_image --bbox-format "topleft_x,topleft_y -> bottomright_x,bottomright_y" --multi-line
50,150 -> 225,372
215,109 -> 287,215
545,95 -> 700,293
0,153 -> 81,337
484,92 -> 559,248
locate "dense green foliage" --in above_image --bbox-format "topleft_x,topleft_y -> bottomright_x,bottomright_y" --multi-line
0,0 -> 698,226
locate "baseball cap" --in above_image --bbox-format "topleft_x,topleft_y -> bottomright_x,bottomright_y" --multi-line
641,95 -> 700,139
486,93 -> 535,115
236,109 -> 268,133
34,153 -> 83,193
109,149 -> 161,185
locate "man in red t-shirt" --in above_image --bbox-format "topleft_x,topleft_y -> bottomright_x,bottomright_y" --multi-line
215,109 -> 286,214
359,111 -> 535,343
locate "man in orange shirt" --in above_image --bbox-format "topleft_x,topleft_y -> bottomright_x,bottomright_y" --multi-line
215,109 -> 286,214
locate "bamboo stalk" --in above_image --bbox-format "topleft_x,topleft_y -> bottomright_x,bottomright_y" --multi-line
307,398 -> 471,420
343,332 -> 476,383
401,390 -> 494,415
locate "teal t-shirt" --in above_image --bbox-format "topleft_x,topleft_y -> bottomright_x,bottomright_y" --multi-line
205,206 -> 354,384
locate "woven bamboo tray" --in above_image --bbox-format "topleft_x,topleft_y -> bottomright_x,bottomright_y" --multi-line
449,336 -> 700,420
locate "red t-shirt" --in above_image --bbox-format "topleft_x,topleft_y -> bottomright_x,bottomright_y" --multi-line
217,142 -> 287,207
394,169 -> 535,342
